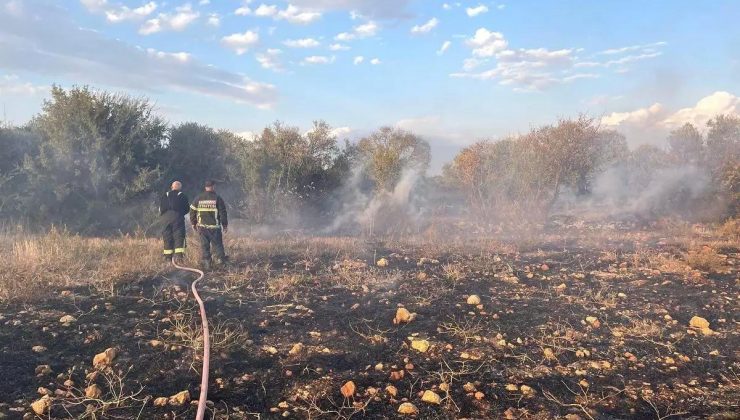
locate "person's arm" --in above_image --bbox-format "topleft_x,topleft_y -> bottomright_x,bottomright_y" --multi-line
179,193 -> 190,217
159,192 -> 168,215
189,196 -> 198,227
217,196 -> 228,232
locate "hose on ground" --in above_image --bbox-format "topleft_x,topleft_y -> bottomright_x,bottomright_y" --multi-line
172,260 -> 210,420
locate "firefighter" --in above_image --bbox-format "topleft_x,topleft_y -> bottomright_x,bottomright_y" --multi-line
190,180 -> 228,269
160,181 -> 190,262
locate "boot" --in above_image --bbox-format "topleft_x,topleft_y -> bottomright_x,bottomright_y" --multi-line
201,259 -> 212,270
173,254 -> 184,265
164,254 -> 173,263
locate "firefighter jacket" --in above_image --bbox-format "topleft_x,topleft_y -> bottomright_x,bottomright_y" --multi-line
160,190 -> 190,217
190,191 -> 228,229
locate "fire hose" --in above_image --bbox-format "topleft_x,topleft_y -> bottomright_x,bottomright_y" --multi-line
171,259 -> 210,420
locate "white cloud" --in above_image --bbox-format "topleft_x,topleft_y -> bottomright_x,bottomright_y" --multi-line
235,5 -> 251,15
335,20 -> 379,41
0,74 -> 48,95
302,55 -> 335,65
254,4 -> 277,16
206,13 -> 220,26
330,126 -> 352,137
1,1 -> 276,108
411,17 -> 438,34
104,2 -> 157,23
370,58 -> 381,65
244,3 -> 321,24
599,41 -> 667,56
329,43 -> 350,51
437,40 -> 452,55
199,0 -> 210,5
664,91 -> 740,128
278,4 -> 321,23
466,4 -> 488,17
140,3 -> 199,35
353,55 -> 364,65
602,103 -> 664,127
283,38 -> 320,48
601,92 -> 740,134
256,48 -> 284,72
466,28 -> 507,57
290,0 -> 412,19
221,30 -> 260,55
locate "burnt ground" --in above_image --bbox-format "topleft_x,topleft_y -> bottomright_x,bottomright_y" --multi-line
1,225 -> 739,419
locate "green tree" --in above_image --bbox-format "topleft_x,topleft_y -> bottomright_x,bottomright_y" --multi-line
23,86 -> 166,232
668,123 -> 704,164
357,127 -> 430,192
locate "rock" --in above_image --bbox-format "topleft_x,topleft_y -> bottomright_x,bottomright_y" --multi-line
585,316 -> 600,328
153,397 -> 168,407
32,345 -> 47,353
37,387 -> 52,396
31,396 -> 51,415
540,264 -> 550,271
93,348 -> 118,368
421,390 -> 441,405
149,340 -> 164,348
689,316 -> 710,329
385,385 -> 398,397
289,343 -> 304,355
262,346 -> 279,355
505,384 -> 518,392
389,370 -> 405,381
168,390 -> 190,406
374,363 -> 384,371
439,382 -> 450,392
63,379 -> 75,388
689,316 -> 713,335
520,385 -> 535,396
397,402 -> 418,415
555,283 -> 567,291
411,339 -> 430,353
393,308 -> 414,325
466,295 -> 481,305
85,384 -> 102,399
463,382 -> 476,392
376,258 -> 389,267
35,365 -> 52,375
340,381 -> 356,398
474,391 -> 485,400
59,315 -> 76,324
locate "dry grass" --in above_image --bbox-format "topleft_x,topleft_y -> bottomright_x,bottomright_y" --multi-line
685,246 -> 726,273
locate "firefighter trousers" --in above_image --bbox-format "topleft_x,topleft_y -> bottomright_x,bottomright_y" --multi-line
162,211 -> 186,256
198,227 -> 226,262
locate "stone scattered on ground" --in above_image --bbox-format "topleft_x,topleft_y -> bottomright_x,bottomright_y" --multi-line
397,402 -> 418,415
92,348 -> 118,368
411,339 -> 430,353
340,381 -> 356,398
393,307 -> 414,324
466,294 -> 481,305
30,396 -> 50,415
422,390 -> 442,405
168,390 -> 190,406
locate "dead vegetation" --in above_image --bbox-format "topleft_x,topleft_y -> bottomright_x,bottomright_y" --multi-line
0,219 -> 738,418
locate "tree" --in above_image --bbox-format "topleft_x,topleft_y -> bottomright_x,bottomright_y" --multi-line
668,123 -> 704,164
357,127 -> 430,192
0,126 -> 40,215
163,122 -> 242,199
706,114 -> 740,170
23,86 -> 166,232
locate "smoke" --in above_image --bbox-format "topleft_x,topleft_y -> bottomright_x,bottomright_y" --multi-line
324,166 -> 424,234
558,163 -> 715,220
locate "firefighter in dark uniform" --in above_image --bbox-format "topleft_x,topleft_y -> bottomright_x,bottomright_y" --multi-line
160,181 -> 190,262
190,180 -> 228,269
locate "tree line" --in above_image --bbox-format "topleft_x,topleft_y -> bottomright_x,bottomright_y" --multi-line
0,86 -> 737,234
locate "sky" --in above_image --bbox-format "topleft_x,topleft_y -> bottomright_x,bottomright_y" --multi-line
1,0 -> 739,171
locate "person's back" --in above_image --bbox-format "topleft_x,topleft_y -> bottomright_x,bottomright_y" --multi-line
160,181 -> 189,261
190,181 -> 228,268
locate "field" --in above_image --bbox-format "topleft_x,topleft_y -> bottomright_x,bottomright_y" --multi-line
0,220 -> 738,419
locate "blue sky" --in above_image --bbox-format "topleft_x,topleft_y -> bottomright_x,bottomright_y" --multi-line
1,0 -> 739,170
